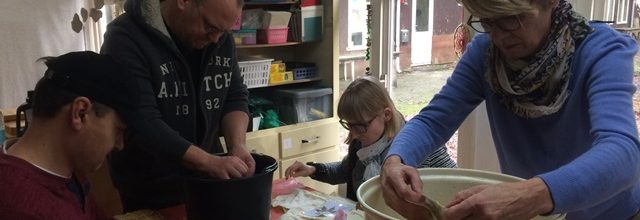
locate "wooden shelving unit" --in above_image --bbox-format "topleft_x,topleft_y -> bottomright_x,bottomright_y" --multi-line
233,1 -> 340,195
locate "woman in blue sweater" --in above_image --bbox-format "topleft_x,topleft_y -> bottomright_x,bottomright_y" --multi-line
380,0 -> 640,219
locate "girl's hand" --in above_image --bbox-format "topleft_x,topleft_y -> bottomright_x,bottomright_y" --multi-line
285,161 -> 316,178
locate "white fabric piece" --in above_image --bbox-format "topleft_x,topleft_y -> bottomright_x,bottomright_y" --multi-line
356,136 -> 390,180
273,188 -> 362,220
272,188 -> 326,210
0,0 -> 86,108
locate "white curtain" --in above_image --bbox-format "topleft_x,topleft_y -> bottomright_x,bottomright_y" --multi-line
0,0 -> 86,108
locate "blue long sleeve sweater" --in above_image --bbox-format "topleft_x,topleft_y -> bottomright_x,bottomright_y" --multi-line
387,23 -> 640,219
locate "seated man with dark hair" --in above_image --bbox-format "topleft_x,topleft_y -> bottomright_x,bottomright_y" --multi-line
0,51 -> 142,219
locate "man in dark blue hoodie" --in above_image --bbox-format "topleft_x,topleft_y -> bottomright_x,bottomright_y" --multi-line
101,0 -> 255,211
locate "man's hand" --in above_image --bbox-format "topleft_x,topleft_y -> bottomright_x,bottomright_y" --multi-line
182,145 -> 251,179
381,155 -> 428,220
228,146 -> 256,177
203,154 -> 249,179
221,111 -> 254,177
444,177 -> 554,220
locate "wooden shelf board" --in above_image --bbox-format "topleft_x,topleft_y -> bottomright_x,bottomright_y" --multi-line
249,77 -> 321,89
237,42 -> 302,48
245,1 -> 298,5
269,77 -> 321,86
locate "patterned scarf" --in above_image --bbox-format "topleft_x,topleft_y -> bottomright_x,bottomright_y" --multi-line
486,0 -> 593,118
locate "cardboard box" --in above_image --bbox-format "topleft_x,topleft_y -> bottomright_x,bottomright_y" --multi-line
262,11 -> 292,29
5,120 -> 24,137
301,6 -> 323,42
241,9 -> 264,30
1,109 -> 20,139
270,62 -> 286,74
1,109 -> 18,122
269,71 -> 293,85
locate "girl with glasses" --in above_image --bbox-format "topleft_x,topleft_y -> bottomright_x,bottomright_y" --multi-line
284,77 -> 456,201
381,0 -> 640,219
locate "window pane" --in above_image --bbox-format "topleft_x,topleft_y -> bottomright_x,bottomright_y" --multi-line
416,0 -> 430,32
617,0 -> 629,23
348,0 -> 368,49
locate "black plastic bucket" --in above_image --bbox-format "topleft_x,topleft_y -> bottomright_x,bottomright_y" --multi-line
184,153 -> 278,220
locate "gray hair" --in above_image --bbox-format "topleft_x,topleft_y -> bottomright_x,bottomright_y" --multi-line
168,0 -> 243,7
461,0 -> 552,18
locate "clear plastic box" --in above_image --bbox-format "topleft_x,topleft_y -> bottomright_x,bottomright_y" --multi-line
233,29 -> 257,45
273,87 -> 332,124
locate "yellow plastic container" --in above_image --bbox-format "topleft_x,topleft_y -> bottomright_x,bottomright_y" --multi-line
269,71 -> 293,84
270,63 -> 286,75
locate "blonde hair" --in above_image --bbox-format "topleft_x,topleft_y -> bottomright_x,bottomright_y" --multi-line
460,0 -> 543,18
337,76 -> 404,144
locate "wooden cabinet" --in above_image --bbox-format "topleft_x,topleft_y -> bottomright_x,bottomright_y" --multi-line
245,129 -> 279,158
281,147 -> 341,195
279,122 -> 339,159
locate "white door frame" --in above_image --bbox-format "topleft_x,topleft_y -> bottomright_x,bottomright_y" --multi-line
370,0 -> 396,93
411,0 -> 434,66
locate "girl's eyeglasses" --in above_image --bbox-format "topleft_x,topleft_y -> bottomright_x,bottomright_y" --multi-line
466,15 -> 523,33
339,115 -> 378,134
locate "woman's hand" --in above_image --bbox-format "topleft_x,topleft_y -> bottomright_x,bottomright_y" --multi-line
444,177 -> 554,220
285,161 -> 315,178
381,155 -> 428,219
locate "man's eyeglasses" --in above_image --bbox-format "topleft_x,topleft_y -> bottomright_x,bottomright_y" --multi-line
339,115 -> 378,134
466,15 -> 523,33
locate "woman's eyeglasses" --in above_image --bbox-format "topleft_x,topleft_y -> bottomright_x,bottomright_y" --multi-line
339,115 -> 378,134
467,15 -> 523,33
